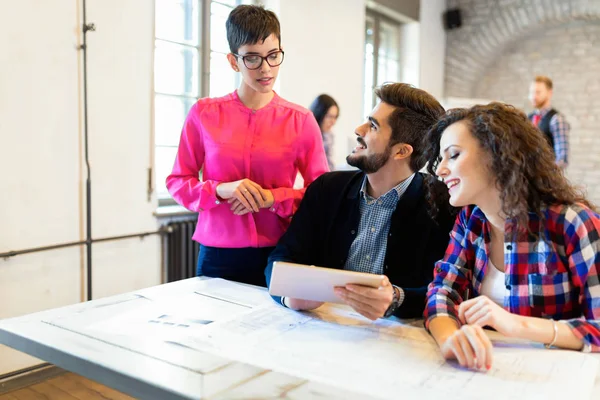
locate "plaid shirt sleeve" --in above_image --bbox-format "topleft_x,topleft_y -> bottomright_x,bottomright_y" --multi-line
424,208 -> 474,329
562,206 -> 600,352
550,113 -> 570,166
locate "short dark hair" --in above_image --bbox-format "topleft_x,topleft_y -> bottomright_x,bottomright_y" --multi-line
309,94 -> 339,131
226,5 -> 281,54
534,75 -> 553,90
374,83 -> 445,172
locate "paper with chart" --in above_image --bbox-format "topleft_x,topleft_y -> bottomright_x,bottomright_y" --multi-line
179,298 -> 599,400
53,279 -> 267,341
41,280 -> 267,372
82,293 -> 251,340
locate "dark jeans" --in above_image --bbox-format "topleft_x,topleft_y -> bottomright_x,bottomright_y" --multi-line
197,245 -> 275,287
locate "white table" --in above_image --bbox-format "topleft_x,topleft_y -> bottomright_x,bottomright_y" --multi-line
0,277 -> 598,400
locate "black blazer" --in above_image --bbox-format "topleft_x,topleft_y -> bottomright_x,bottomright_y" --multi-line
265,171 -> 455,318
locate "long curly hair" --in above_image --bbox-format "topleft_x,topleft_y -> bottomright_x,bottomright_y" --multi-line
423,102 -> 594,229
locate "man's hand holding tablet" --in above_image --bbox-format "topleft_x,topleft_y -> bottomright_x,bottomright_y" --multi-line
282,297 -> 324,311
333,275 -> 396,320
269,262 -> 400,320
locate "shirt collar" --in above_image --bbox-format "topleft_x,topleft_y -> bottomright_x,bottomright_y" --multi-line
232,90 -> 280,113
359,173 -> 416,205
535,106 -> 552,117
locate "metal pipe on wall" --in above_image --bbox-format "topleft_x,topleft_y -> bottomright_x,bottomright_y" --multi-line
0,231 -> 164,261
80,0 -> 95,301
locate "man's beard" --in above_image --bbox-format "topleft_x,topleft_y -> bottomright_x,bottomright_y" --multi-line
346,146 -> 392,174
534,97 -> 548,108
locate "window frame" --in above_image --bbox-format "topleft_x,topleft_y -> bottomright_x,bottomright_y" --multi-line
364,9 -> 402,117
154,0 -> 242,206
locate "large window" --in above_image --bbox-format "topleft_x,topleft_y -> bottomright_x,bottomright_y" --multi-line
364,11 -> 401,118
154,0 -> 241,201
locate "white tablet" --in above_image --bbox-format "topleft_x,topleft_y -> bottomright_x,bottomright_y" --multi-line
268,261 -> 384,303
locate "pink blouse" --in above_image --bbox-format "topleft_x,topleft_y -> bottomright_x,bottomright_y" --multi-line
166,91 -> 329,248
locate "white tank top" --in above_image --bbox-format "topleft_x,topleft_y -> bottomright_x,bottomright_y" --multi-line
480,260 -> 506,306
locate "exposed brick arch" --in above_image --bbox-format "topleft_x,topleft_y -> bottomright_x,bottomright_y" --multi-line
444,0 -> 600,98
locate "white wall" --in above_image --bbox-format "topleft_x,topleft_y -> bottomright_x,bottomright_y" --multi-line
0,0 -> 161,375
1,2 -> 81,253
86,0 -> 158,238
274,0 -> 367,168
418,0 -> 446,100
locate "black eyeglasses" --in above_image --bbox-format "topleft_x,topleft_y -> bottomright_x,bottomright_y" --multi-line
233,50 -> 285,70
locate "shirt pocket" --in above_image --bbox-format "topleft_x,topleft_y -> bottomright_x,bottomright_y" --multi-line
527,240 -> 557,275
527,272 -> 571,311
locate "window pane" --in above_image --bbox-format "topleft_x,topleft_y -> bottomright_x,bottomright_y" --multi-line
210,52 -> 237,97
376,55 -> 400,85
155,0 -> 199,45
380,20 -> 400,61
155,95 -> 196,147
213,0 -> 238,7
386,59 -> 399,83
364,49 -> 374,117
366,16 -> 375,47
211,2 -> 233,53
377,57 -> 386,85
155,146 -> 179,199
377,57 -> 394,85
211,1 -> 234,18
364,16 -> 376,118
363,88 -> 373,122
155,40 -> 199,96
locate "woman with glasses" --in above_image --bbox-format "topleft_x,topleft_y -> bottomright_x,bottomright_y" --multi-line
309,94 -> 340,170
422,102 -> 600,370
166,5 -> 328,287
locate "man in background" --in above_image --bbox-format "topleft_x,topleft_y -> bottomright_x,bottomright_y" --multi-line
528,75 -> 570,169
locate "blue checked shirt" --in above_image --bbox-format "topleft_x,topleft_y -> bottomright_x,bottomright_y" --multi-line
344,174 -> 415,274
535,107 -> 570,166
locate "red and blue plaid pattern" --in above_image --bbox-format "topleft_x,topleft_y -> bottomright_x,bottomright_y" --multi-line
424,204 -> 600,352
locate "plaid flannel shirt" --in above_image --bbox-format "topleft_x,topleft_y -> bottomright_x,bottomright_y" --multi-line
424,204 -> 600,352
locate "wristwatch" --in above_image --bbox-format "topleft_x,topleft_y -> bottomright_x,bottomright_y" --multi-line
383,285 -> 404,318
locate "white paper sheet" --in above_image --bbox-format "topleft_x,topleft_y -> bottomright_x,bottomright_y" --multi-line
180,303 -> 600,400
191,278 -> 273,308
43,279 -> 600,400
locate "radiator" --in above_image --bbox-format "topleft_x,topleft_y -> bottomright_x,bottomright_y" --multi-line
163,220 -> 199,282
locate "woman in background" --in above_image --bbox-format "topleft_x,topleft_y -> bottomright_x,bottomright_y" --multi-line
309,94 -> 339,170
423,102 -> 600,370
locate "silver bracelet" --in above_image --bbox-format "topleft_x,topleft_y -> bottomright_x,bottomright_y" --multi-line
545,319 -> 559,349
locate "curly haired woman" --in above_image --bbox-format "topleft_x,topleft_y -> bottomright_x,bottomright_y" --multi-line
423,102 -> 600,370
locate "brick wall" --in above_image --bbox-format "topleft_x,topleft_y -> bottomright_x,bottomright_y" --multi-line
445,0 -> 600,203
